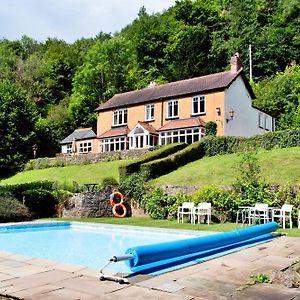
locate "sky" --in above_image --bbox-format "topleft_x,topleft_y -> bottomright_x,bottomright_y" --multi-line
0,0 -> 175,43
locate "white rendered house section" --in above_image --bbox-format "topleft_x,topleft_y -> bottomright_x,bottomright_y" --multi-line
224,76 -> 274,137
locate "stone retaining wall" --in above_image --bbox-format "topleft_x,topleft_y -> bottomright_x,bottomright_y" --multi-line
62,187 -> 114,218
56,149 -> 150,165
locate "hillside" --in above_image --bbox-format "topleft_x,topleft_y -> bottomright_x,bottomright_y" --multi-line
0,160 -> 131,187
1,147 -> 299,188
152,147 -> 300,187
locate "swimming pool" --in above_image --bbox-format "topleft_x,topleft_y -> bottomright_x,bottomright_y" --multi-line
0,222 -> 205,273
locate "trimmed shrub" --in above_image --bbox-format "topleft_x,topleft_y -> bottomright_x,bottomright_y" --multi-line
0,196 -> 29,222
141,141 -> 205,179
101,177 -> 119,187
205,121 -> 217,136
119,143 -> 187,179
2,181 -> 56,199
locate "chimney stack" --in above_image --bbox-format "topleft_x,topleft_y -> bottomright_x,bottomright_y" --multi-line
230,53 -> 242,73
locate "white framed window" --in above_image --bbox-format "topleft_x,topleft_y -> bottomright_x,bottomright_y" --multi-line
145,104 -> 155,121
258,113 -> 264,128
66,144 -> 72,154
159,127 -> 204,145
79,142 -> 92,153
101,137 -> 127,152
113,109 -> 128,126
167,100 -> 179,118
192,95 -> 205,115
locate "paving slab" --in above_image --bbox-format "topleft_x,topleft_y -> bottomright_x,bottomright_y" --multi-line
97,285 -> 193,300
231,283 -> 300,300
56,275 -> 126,296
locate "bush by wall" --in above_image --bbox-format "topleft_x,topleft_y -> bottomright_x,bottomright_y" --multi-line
0,181 -> 65,219
119,143 -> 187,179
22,189 -> 58,218
0,181 -> 56,200
0,196 -> 30,222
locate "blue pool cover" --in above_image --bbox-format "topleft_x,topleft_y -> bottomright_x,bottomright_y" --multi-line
125,222 -> 278,274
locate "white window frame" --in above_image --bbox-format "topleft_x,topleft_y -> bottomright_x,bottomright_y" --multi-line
79,142 -> 92,153
101,137 -> 127,152
167,100 -> 179,119
66,144 -> 72,154
113,109 -> 128,126
145,104 -> 155,121
192,95 -> 205,115
159,127 -> 204,145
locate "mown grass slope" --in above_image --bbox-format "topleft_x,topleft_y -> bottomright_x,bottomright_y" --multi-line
1,147 -> 299,188
152,147 -> 300,187
0,160 -> 132,186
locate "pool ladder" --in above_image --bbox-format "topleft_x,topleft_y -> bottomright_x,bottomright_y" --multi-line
99,254 -> 133,284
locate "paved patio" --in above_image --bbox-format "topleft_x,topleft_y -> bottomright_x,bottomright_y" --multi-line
0,235 -> 300,299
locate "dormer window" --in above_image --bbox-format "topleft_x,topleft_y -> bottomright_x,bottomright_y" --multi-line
145,104 -> 155,121
113,109 -> 128,126
192,95 -> 205,115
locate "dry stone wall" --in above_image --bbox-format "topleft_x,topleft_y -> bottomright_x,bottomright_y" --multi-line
62,187 -> 114,218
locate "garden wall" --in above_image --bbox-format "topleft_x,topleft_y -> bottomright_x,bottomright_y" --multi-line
26,149 -> 150,170
62,187 -> 114,218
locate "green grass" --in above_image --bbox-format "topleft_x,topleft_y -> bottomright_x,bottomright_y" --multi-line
0,160 -> 132,186
51,217 -> 300,237
152,147 -> 300,187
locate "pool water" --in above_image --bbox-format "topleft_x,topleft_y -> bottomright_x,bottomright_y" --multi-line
0,222 -> 204,273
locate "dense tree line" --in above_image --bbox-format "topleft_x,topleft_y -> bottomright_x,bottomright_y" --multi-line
0,0 -> 299,177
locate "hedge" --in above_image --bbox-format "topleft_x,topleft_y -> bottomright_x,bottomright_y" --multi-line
140,128 -> 300,179
141,141 -> 205,178
118,143 -> 187,179
0,181 -> 58,219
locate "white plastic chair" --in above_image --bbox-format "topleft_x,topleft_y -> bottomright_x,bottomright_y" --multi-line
177,202 -> 194,223
193,203 -> 211,225
248,203 -> 269,225
272,204 -> 293,229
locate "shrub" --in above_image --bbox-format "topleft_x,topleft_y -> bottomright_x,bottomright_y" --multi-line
3,181 -> 56,199
205,121 -> 217,136
143,187 -> 170,219
0,196 -> 29,222
119,172 -> 149,208
102,177 -> 119,187
192,186 -> 237,222
22,189 -> 58,218
119,143 -> 187,179
167,192 -> 193,220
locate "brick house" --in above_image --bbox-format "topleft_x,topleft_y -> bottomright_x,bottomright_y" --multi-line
94,54 -> 274,153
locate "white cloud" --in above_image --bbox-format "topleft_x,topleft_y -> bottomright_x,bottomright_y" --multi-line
0,0 -> 175,43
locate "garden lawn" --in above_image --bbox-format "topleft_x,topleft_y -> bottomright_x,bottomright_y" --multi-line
0,160 -> 132,187
53,217 -> 300,237
152,147 -> 300,187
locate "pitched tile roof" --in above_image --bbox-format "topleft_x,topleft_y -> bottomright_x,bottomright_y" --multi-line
158,117 -> 205,131
60,128 -> 96,144
95,69 -> 252,112
137,122 -> 158,134
98,126 -> 130,139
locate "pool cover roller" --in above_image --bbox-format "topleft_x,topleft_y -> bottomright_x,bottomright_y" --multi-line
125,222 -> 278,273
